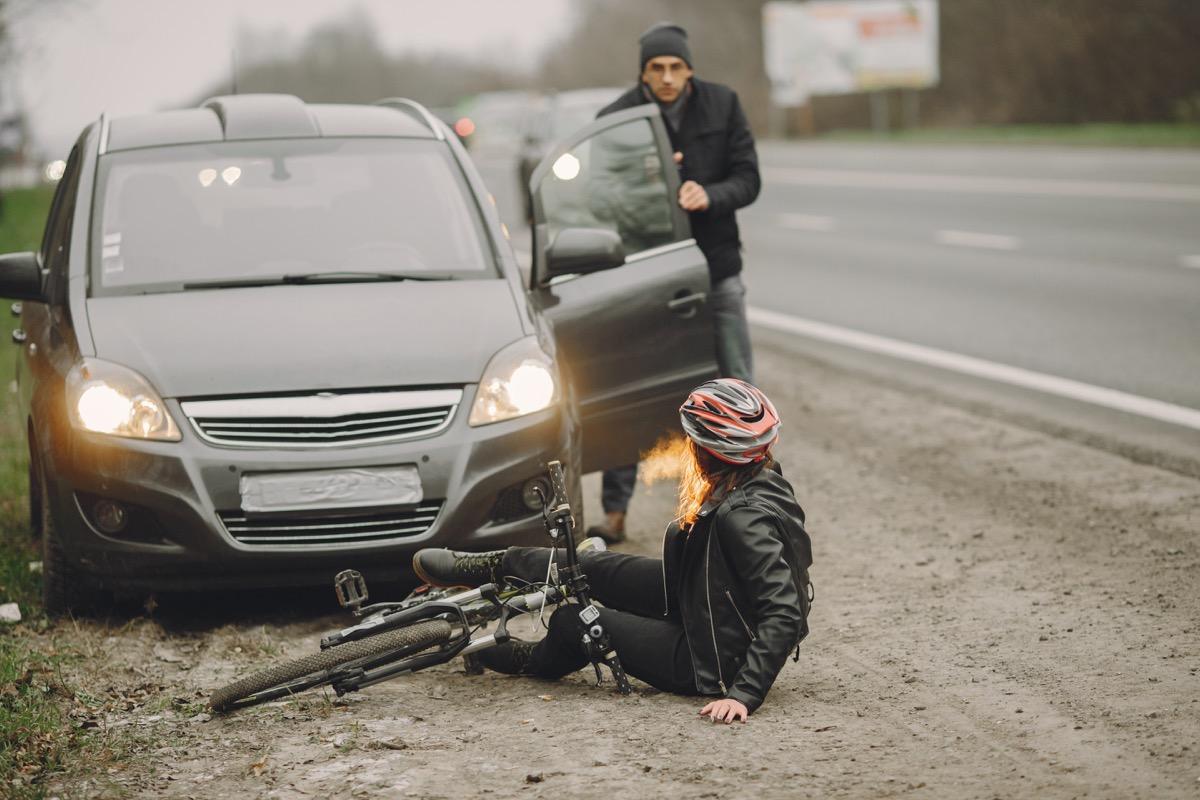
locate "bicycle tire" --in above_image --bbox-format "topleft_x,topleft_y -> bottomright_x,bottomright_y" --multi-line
210,618 -> 453,712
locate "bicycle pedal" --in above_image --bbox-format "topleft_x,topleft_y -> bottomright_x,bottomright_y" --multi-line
334,569 -> 369,612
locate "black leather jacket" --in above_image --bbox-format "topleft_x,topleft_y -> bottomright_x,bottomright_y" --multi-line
661,464 -> 811,713
598,77 -> 761,283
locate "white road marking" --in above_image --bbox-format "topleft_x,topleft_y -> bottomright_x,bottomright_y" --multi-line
935,230 -> 1021,251
778,213 -> 836,232
748,306 -> 1200,431
1180,254 -> 1200,270
766,168 -> 1200,203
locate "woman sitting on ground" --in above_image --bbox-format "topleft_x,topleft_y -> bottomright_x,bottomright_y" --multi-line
412,378 -> 812,723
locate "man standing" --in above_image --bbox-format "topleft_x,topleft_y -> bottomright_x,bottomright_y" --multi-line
587,21 -> 762,544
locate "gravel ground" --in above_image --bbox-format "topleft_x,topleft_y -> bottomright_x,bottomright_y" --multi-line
37,337 -> 1200,799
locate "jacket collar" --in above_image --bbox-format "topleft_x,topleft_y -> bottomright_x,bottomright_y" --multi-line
640,80 -> 693,131
698,460 -> 785,518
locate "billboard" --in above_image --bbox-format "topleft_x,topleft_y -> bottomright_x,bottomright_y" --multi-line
764,0 -> 940,106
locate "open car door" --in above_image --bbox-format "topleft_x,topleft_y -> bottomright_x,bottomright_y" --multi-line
528,104 -> 718,473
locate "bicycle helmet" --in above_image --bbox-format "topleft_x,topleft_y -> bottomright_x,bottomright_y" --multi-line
679,378 -> 780,465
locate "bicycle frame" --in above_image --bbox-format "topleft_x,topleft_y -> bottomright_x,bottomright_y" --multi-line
329,582 -> 569,694
318,459 -> 631,698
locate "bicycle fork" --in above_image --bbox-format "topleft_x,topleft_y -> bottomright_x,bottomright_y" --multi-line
577,602 -> 632,694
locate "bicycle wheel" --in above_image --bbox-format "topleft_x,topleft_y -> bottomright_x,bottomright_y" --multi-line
210,618 -> 453,712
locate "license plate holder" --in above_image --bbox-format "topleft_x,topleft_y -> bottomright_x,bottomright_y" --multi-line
239,465 -> 423,514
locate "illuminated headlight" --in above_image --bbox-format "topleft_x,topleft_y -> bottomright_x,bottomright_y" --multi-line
469,336 -> 558,426
66,358 -> 181,441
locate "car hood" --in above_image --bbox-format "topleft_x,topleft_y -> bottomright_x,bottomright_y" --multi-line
86,280 -> 526,398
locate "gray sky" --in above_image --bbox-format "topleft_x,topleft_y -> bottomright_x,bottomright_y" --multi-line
10,0 -> 573,156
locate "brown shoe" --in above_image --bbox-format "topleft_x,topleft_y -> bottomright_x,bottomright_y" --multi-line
585,511 -> 626,545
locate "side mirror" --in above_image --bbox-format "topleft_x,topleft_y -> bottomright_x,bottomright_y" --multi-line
544,227 -> 625,279
0,252 -> 44,302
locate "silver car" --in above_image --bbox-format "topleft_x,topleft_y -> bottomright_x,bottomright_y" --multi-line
0,94 -> 716,613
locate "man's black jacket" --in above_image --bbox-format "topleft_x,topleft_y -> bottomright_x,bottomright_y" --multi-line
661,464 -> 811,713
598,78 -> 761,283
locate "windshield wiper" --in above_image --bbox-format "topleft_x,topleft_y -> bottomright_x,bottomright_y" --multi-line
183,271 -> 453,290
282,271 -> 452,284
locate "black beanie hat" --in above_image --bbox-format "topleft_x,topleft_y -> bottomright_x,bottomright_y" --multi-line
639,22 -> 692,71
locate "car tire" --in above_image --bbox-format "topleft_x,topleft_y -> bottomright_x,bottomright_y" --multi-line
39,465 -> 105,617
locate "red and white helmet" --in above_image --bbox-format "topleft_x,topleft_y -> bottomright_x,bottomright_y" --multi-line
679,378 -> 780,465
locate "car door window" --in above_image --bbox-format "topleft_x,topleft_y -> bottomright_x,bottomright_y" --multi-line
40,144 -> 82,302
536,117 -> 676,258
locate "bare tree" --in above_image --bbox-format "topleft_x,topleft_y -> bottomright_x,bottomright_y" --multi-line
536,0 -> 771,130
191,8 -> 524,110
537,0 -> 1200,134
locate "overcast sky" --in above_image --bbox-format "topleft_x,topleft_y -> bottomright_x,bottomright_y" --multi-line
9,0 -> 573,156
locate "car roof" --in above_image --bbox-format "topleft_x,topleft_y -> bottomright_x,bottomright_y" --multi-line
103,94 -> 440,154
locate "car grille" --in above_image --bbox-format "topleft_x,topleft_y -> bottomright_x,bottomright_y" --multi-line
219,502 -> 443,546
180,389 -> 462,448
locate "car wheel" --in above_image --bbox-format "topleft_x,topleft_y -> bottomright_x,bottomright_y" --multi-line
39,465 -> 104,617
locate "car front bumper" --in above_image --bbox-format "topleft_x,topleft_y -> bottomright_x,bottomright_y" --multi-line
42,393 -> 571,592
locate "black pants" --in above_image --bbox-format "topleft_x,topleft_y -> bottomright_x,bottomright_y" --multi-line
599,464 -> 638,514
500,547 -> 697,695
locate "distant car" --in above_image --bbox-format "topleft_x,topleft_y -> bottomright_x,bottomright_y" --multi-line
518,88 -> 625,221
0,93 -> 716,613
453,90 -> 541,155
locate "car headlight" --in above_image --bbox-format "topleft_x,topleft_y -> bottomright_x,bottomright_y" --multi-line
468,336 -> 558,426
66,358 -> 181,441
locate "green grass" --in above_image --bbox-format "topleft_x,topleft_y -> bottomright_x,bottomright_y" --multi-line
819,122 -> 1200,148
0,634 -> 79,796
0,186 -> 52,612
0,185 -> 74,799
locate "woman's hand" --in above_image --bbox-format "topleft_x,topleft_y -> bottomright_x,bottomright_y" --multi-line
699,698 -> 748,724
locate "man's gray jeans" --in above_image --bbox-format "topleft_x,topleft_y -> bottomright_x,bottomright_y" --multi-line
598,273 -> 755,515
710,273 -> 754,383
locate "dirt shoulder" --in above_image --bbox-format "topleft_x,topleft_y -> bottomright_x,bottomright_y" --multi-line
27,337 -> 1200,799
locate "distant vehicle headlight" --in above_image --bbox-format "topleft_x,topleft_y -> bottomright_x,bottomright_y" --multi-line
66,358 -> 181,441
469,336 -> 557,426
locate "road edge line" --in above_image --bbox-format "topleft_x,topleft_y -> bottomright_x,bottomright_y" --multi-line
748,306 -> 1200,431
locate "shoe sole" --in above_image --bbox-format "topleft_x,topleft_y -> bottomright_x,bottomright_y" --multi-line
411,553 -> 455,588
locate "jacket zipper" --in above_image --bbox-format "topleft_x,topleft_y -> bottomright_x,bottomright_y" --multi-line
704,531 -> 726,694
725,589 -> 756,641
660,520 -> 674,618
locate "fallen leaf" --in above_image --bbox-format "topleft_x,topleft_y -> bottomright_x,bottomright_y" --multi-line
371,739 -> 407,751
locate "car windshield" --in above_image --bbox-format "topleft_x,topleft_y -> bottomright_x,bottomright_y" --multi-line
92,138 -> 496,294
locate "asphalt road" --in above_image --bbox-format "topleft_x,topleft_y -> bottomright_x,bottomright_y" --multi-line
744,142 -> 1200,411
485,139 -> 1200,465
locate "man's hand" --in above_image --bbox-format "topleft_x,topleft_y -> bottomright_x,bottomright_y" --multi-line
699,698 -> 748,724
679,180 -> 709,212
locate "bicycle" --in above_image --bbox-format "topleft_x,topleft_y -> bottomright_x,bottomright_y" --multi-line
210,460 -> 631,712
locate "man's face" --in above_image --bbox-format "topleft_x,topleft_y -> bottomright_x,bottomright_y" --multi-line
641,55 -> 693,103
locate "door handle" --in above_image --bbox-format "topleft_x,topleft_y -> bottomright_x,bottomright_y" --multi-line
667,290 -> 706,318
10,329 -> 26,345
